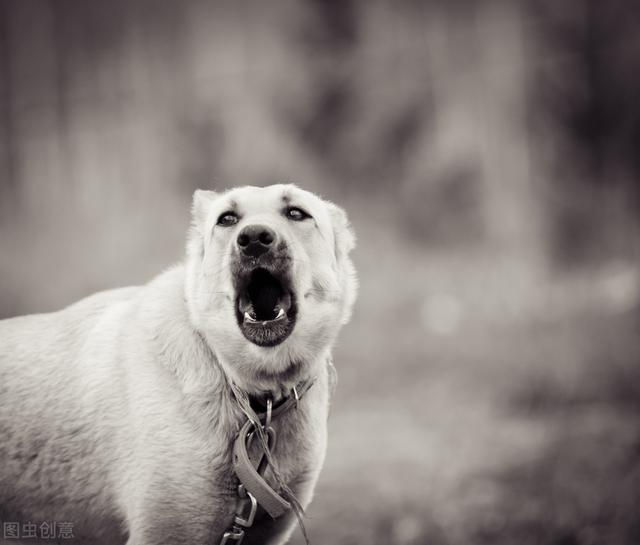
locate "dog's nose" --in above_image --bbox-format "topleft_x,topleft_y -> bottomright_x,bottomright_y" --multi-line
237,225 -> 276,258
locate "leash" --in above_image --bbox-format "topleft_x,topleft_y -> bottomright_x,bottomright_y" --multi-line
220,379 -> 315,545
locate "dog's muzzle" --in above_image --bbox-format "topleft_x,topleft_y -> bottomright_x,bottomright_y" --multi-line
232,226 -> 297,347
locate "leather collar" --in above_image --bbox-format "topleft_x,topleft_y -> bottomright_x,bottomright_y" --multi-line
230,377 -> 315,518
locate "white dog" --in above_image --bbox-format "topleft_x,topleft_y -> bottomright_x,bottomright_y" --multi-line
0,184 -> 357,545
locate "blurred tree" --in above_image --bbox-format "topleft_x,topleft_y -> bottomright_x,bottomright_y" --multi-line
531,0 -> 640,266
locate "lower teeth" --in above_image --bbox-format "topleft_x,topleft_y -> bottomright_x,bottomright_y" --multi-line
244,311 -> 258,323
243,307 -> 286,324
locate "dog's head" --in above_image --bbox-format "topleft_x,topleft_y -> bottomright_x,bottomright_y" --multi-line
185,184 -> 357,389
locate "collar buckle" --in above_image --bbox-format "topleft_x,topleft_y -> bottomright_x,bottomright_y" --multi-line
292,385 -> 300,407
264,397 -> 272,429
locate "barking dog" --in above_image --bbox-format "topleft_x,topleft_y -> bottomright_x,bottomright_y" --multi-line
0,184 -> 357,545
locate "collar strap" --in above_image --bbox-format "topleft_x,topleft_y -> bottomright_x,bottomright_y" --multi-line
231,378 -> 315,430
231,378 -> 315,519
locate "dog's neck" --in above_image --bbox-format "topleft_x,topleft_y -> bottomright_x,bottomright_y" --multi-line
141,266 -> 327,429
245,384 -> 294,408
215,349 -> 325,403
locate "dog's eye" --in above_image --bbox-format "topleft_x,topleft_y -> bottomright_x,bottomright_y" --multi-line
285,207 -> 311,222
217,211 -> 239,227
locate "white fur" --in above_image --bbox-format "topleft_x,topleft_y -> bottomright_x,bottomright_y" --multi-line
0,184 -> 357,545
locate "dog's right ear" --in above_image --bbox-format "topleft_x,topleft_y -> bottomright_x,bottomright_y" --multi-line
191,189 -> 218,234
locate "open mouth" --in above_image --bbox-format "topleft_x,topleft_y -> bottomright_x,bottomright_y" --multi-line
235,267 -> 297,347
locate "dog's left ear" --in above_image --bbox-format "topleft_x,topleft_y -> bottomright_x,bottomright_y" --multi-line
187,189 -> 219,262
326,202 -> 356,264
191,189 -> 218,234
326,201 -> 358,324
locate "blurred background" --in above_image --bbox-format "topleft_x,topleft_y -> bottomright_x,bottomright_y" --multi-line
1,0 -> 639,543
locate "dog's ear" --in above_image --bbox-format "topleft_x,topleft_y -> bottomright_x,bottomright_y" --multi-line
188,190 -> 218,262
326,201 -> 358,324
326,202 -> 356,263
191,189 -> 218,234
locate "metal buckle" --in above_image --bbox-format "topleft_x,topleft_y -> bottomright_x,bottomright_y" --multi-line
265,397 -> 272,429
292,385 -> 299,408
220,527 -> 245,544
237,483 -> 249,499
246,426 -> 276,452
234,490 -> 257,527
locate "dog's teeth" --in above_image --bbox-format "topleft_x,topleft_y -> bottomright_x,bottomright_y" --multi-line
238,296 -> 253,314
280,293 -> 292,311
275,308 -> 285,319
244,311 -> 258,323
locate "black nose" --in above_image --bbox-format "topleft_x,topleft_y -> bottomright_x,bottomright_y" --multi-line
237,225 -> 276,258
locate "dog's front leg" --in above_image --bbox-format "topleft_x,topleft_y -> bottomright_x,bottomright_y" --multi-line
125,501 -> 233,545
123,471 -> 236,545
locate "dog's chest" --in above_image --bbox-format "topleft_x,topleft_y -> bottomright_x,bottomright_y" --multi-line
214,402 -> 329,543
230,401 -> 326,489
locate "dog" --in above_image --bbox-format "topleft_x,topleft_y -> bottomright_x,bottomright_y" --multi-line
0,184 -> 357,545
